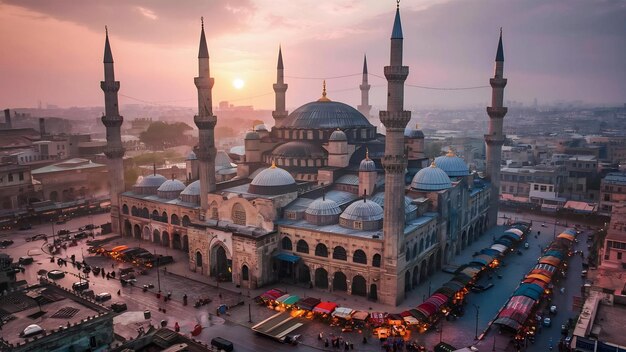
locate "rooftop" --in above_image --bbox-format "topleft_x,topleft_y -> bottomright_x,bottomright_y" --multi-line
31,158 -> 105,175
603,172 -> 626,185
0,282 -> 110,347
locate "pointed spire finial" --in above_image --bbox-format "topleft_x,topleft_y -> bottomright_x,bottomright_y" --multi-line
105,25 -> 108,36
103,26 -> 114,63
365,147 -> 370,160
153,163 -> 156,175
362,54 -> 368,75
201,16 -> 204,30
430,160 -> 437,168
277,45 -> 284,69
397,0 -> 400,9
391,0 -> 403,39
363,188 -> 367,202
318,80 -> 331,102
198,17 -> 209,59
496,27 -> 504,62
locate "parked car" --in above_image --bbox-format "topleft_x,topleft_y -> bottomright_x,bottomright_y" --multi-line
47,270 -> 65,279
111,302 -> 127,312
18,256 -> 34,265
26,233 -> 47,242
211,337 -> 234,352
543,317 -> 552,327
0,239 -> 14,248
72,281 -> 89,291
471,283 -> 494,292
20,324 -> 44,338
95,292 -> 112,302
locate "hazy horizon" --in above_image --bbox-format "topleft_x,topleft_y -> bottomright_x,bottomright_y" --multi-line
1,0 -> 625,111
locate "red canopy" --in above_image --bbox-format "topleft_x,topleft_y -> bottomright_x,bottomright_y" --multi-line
369,312 -> 385,325
313,301 -> 338,314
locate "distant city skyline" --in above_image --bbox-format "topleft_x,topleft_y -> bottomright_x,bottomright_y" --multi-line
0,0 -> 625,110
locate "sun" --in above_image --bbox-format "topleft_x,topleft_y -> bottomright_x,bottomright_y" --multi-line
233,78 -> 245,90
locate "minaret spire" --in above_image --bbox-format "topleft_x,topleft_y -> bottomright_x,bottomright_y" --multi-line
100,27 -> 125,235
193,17 -> 218,216
358,54 -> 372,118
272,45 -> 288,126
485,28 -> 508,229
379,1 -> 411,306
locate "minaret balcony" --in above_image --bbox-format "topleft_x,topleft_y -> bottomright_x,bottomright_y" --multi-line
194,77 -> 214,89
101,115 -> 123,127
382,155 -> 407,174
380,111 -> 411,129
194,115 -> 217,129
489,77 -> 507,88
484,134 -> 505,146
104,146 -> 126,159
194,145 -> 217,161
384,66 -> 409,81
359,83 -> 371,90
486,107 -> 508,119
100,81 -> 120,92
273,83 -> 288,92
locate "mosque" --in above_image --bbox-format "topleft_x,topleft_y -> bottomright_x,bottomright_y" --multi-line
101,4 -> 507,305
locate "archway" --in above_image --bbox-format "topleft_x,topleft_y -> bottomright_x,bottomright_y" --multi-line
420,260 -> 428,283
49,191 -> 58,202
352,275 -> 366,296
315,268 -> 328,289
404,270 -> 411,292
182,235 -> 189,251
211,244 -> 231,282
241,265 -> 249,281
353,250 -> 367,264
133,224 -> 141,240
171,214 -> 180,225
162,231 -> 170,247
332,272 -> 347,291
412,266 -> 419,288
195,251 -> 203,267
282,237 -> 292,251
369,284 -> 378,301
161,211 -> 168,223
143,226 -> 151,241
298,264 -> 310,284
315,243 -> 328,257
122,204 -> 129,215
124,220 -> 132,237
152,210 -> 159,220
152,229 -> 160,244
172,233 -> 182,250
131,206 -> 138,216
182,215 -> 191,227
428,254 -> 435,275
372,253 -> 381,268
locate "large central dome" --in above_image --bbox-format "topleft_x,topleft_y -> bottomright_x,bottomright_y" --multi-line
279,100 -> 373,129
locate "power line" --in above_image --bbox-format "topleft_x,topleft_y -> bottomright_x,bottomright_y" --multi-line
285,73 -> 362,80
368,73 -> 489,90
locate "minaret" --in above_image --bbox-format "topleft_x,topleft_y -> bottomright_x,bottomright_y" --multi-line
272,46 -> 288,126
357,55 -> 371,118
380,2 -> 411,306
193,18 -> 217,216
100,27 -> 125,235
485,29 -> 507,228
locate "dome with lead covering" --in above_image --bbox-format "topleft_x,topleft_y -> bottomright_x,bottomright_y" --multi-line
404,127 -> 424,139
157,179 -> 186,199
370,193 -> 418,215
340,199 -> 383,230
279,100 -> 373,129
329,129 -> 347,141
187,151 -> 197,160
181,180 -> 201,196
245,131 -> 260,140
305,197 -> 342,226
434,150 -> 469,177
410,163 -> 452,191
248,164 -> 297,195
133,174 -> 167,195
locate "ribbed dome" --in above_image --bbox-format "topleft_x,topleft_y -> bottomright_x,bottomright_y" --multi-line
249,164 -> 297,195
136,174 -> 167,188
279,101 -> 373,129
255,124 -> 268,131
271,141 -> 327,159
329,130 -> 347,141
305,198 -> 342,216
340,199 -> 384,221
180,180 -> 201,196
245,131 -> 260,140
359,158 -> 376,172
157,179 -> 186,192
186,151 -> 197,160
410,163 -> 452,191
215,150 -> 235,170
434,151 -> 469,177
370,193 -> 418,214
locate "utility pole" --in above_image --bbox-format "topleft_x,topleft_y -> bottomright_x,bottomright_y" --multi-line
473,304 -> 480,340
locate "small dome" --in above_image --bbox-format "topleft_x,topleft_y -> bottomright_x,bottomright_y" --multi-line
329,129 -> 347,141
136,174 -> 167,188
271,141 -> 327,159
180,180 -> 201,196
157,179 -> 186,192
249,164 -> 297,195
340,199 -> 383,222
370,193 -> 417,214
215,150 -> 235,170
359,150 -> 376,171
434,150 -> 469,177
404,128 -> 424,139
245,131 -> 260,140
305,198 -> 342,216
186,151 -> 197,160
255,124 -> 268,132
411,163 -> 452,191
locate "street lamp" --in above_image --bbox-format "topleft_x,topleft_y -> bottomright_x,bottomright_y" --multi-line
473,304 -> 480,340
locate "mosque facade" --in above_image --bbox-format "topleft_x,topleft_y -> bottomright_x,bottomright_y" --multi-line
103,5 -> 505,306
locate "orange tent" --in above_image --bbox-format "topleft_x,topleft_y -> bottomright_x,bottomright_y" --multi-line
526,273 -> 551,283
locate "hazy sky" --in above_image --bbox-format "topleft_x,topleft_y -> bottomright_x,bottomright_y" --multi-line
1,0 -> 625,110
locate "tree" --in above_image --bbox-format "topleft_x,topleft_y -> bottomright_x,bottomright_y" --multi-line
139,122 -> 193,150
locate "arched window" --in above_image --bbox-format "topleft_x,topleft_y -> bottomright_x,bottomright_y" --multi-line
430,232 -> 436,246
122,204 -> 129,215
281,237 -> 293,251
413,243 -> 418,259
182,215 -> 191,227
210,201 -> 218,220
405,247 -> 411,262
131,206 -> 138,216
161,211 -> 168,223
232,203 -> 246,226
142,207 -> 149,218
353,250 -> 367,264
195,251 -> 203,266
419,238 -> 425,253
372,253 -> 381,268
242,265 -> 249,281
171,214 -> 180,225
315,243 -> 328,257
296,240 -> 309,254
152,210 -> 159,220
333,246 -> 347,261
